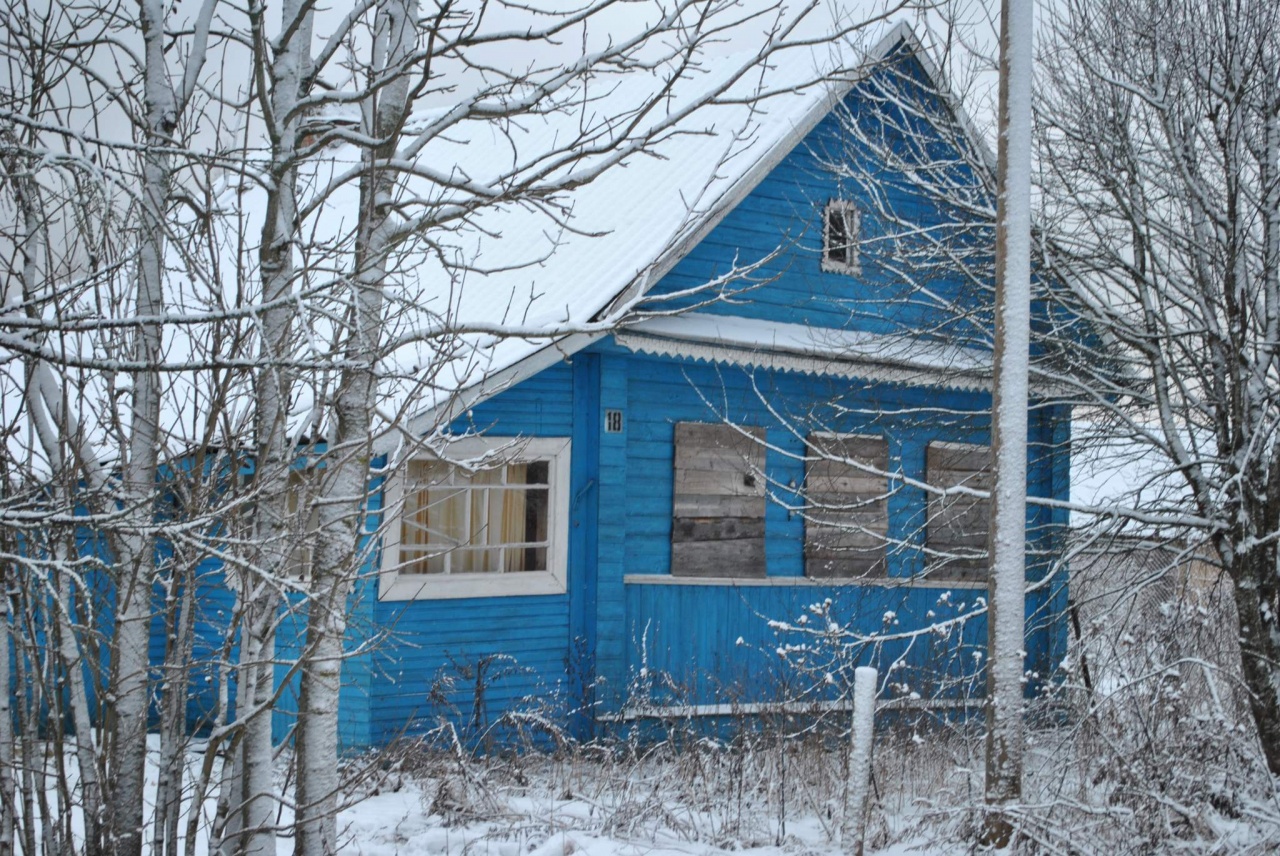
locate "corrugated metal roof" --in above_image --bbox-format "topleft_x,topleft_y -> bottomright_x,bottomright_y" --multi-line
391,21 -> 984,438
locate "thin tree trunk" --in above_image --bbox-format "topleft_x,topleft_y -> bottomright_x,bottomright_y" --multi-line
294,5 -> 414,852
1231,549 -> 1280,773
107,0 -> 214,848
0,553 -> 14,856
1228,438 -> 1280,774
224,3 -> 315,852
154,556 -> 198,856
57,550 -> 106,856
983,0 -> 1032,844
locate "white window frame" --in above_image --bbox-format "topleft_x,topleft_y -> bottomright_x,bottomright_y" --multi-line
378,436 -> 571,600
821,199 -> 861,276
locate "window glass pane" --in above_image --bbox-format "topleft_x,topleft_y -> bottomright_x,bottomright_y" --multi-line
508,546 -> 547,573
828,209 -> 849,263
399,456 -> 551,575
453,546 -> 501,573
526,486 -> 548,543
524,460 -> 549,485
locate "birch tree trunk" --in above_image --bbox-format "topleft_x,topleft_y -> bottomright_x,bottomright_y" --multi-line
107,3 -> 217,850
223,3 -> 314,852
983,0 -> 1032,843
106,6 -> 173,852
293,3 -> 415,852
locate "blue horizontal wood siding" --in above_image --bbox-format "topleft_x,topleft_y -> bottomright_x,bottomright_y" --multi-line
624,580 -> 989,707
645,52 -> 995,344
586,346 -> 1068,712
368,362 -> 580,746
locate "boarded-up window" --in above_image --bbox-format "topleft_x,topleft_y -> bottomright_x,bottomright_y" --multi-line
804,435 -> 889,578
671,423 -> 766,578
925,442 -> 992,580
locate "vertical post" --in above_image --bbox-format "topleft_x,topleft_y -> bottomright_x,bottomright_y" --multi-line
569,353 -> 601,740
985,0 -> 1033,845
843,665 -> 877,856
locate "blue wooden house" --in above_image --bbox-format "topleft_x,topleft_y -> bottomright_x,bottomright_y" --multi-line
304,23 -> 1071,747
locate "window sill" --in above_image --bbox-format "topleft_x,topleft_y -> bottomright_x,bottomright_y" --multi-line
820,258 -> 861,277
379,569 -> 567,601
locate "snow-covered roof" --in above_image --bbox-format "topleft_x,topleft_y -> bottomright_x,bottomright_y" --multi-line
382,20 -> 988,441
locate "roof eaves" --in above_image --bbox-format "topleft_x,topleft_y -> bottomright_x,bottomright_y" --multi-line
616,329 -> 994,393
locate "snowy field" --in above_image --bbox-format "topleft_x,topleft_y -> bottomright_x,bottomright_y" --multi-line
316,738 -> 960,856
292,730 -> 1280,855
14,705 -> 1280,856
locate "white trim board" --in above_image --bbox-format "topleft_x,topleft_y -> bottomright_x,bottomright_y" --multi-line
623,574 -> 986,590
598,695 -> 984,723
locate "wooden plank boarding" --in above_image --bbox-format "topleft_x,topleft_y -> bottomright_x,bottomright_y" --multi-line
671,423 -> 766,578
671,539 -> 767,578
673,494 -> 764,518
672,517 -> 765,543
925,441 -> 992,578
804,435 -> 889,578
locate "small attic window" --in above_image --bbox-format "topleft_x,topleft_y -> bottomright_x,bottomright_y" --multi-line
822,200 -> 860,275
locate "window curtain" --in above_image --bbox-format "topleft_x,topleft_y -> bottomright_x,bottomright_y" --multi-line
401,461 -> 534,574
501,464 -> 528,571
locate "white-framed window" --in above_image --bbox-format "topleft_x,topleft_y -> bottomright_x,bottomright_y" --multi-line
378,437 -> 571,600
822,199 -> 860,275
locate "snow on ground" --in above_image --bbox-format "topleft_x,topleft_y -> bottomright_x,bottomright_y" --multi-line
20,715 -> 1280,854
331,774 -> 949,856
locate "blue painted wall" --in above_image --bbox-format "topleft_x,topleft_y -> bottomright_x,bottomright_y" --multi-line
646,49 -> 998,348
367,362 -> 582,746
582,349 -> 1067,714
359,343 -> 1067,738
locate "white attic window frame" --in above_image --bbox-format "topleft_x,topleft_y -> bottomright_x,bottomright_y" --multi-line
821,199 -> 861,276
378,436 -> 571,601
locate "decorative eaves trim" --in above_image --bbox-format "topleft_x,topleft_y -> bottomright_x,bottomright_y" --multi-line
615,331 -> 993,393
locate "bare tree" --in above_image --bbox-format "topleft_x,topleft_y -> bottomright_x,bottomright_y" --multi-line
1,0 -> 920,853
982,0 -> 1031,838
1037,0 -> 1280,775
